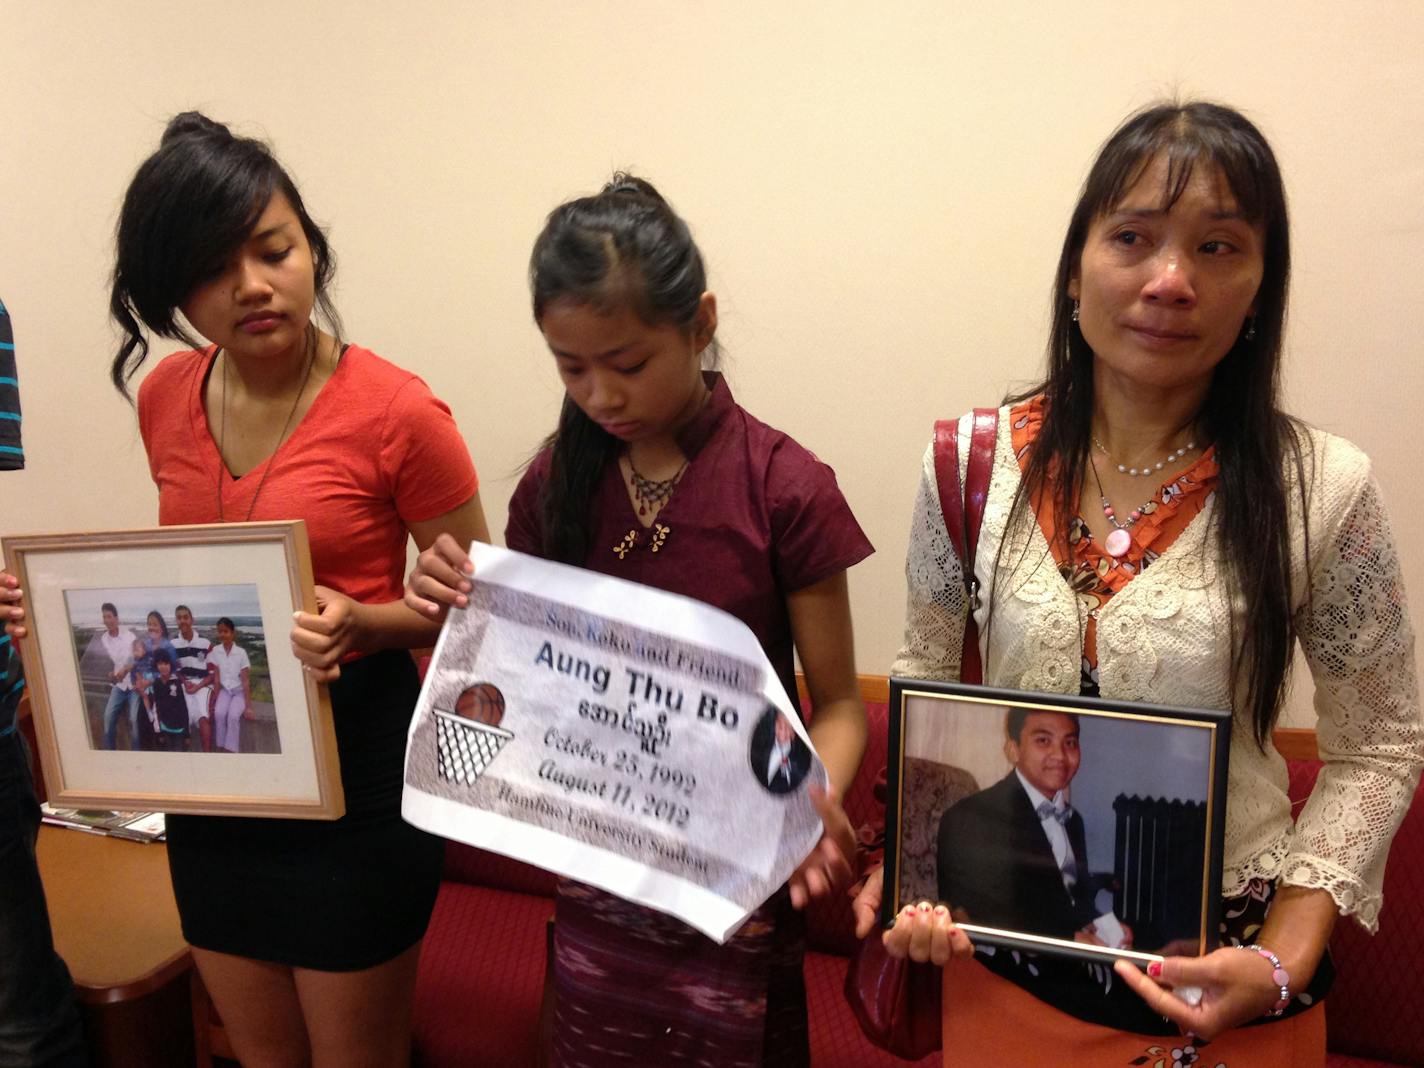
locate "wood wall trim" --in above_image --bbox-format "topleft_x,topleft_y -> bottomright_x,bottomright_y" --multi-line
1271,727 -> 1320,762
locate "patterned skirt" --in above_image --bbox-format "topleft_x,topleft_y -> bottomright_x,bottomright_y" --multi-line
550,879 -> 809,1067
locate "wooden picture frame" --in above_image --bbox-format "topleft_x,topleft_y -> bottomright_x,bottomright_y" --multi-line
3,522 -> 343,818
884,678 -> 1230,966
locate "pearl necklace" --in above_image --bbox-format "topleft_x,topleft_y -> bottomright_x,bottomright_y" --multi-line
1093,434 -> 1197,477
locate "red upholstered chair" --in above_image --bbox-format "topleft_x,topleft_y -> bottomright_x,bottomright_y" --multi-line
411,846 -> 556,1068
1285,747 -> 1424,1068
410,652 -> 557,1067
896,757 -> 980,905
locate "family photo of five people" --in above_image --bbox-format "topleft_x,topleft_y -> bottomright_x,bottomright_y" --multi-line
75,595 -> 269,755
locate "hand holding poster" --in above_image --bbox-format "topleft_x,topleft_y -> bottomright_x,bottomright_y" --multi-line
401,544 -> 828,942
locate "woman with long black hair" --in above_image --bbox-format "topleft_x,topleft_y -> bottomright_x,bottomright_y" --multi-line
853,101 -> 1422,1065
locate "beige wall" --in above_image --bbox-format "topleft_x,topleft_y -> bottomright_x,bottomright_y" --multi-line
2,2 -> 1421,727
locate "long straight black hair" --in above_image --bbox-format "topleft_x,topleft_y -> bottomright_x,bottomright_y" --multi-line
109,111 -> 342,400
1001,101 -> 1310,747
528,174 -> 713,564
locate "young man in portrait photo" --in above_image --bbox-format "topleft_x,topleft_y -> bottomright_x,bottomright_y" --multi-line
97,602 -> 141,750
936,708 -> 1130,948
172,604 -> 214,752
748,707 -> 812,795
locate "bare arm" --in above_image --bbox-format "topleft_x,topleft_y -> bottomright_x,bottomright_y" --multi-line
1113,887 -> 1337,1040
787,570 -> 866,794
782,571 -> 866,908
292,492 -> 491,680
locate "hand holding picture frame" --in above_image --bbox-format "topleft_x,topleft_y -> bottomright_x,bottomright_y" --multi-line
3,522 -> 343,818
883,678 -> 1230,967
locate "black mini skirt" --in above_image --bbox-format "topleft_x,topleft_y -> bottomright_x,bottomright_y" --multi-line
166,649 -> 443,971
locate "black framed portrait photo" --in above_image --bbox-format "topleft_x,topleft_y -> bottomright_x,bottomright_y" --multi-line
883,679 -> 1231,966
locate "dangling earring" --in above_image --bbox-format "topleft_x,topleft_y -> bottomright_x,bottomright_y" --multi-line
1244,316 -> 1256,341
1071,300 -> 1080,323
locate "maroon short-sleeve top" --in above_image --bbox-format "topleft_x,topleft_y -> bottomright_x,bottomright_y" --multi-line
506,374 -> 872,705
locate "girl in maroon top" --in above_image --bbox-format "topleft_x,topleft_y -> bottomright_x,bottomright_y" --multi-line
407,176 -> 873,1067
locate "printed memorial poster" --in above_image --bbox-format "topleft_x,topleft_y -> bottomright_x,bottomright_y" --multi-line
402,544 -> 828,942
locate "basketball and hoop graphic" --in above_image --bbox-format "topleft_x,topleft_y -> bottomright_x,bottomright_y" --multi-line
434,682 -> 513,786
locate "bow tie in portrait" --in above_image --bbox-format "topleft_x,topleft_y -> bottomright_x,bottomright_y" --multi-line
1036,801 -> 1073,825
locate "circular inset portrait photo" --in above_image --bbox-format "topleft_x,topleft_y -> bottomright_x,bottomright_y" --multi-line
454,682 -> 507,728
748,706 -> 811,795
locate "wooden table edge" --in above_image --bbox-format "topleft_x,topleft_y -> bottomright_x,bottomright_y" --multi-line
73,944 -> 193,1005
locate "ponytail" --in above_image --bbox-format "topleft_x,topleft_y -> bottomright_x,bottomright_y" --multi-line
528,174 -> 711,564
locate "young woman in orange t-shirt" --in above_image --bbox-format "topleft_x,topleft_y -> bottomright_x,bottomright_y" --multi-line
9,112 -> 488,1068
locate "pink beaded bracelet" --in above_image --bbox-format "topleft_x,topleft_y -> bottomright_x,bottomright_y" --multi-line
1239,943 -> 1291,1016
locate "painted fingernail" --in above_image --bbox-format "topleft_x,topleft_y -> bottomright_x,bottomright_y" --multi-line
933,905 -> 948,916
901,905 -> 915,917
1147,961 -> 1163,978
918,902 -> 931,913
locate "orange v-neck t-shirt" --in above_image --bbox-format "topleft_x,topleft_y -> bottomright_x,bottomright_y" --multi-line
138,344 -> 478,605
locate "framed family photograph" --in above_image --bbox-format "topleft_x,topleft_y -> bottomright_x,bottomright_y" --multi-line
2,522 -> 343,818
883,678 -> 1230,966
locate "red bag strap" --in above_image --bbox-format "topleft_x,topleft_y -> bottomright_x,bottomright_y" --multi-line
845,410 -> 998,1061
931,408 -> 998,685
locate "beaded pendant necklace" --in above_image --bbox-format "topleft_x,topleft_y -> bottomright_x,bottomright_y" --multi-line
1087,451 -> 1159,559
628,457 -> 687,517
612,454 -> 686,559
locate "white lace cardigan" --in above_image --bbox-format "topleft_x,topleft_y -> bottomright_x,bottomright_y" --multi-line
891,408 -> 1423,932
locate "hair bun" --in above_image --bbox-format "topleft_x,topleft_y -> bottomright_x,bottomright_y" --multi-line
602,173 -> 667,205
160,111 -> 232,147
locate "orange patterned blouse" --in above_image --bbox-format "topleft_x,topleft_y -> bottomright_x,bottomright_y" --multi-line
1009,397 -> 1220,686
